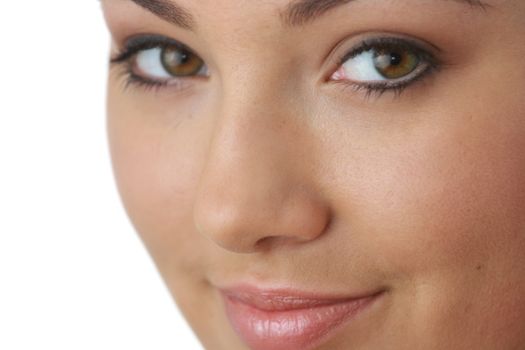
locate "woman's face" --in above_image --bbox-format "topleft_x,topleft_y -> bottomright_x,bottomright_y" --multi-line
102,0 -> 525,349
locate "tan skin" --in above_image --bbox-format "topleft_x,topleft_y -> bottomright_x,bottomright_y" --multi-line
102,0 -> 525,348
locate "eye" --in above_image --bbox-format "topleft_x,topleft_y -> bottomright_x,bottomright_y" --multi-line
331,37 -> 440,96
111,35 -> 207,89
134,46 -> 206,80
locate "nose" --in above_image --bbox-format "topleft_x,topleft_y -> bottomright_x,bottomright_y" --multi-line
192,86 -> 331,254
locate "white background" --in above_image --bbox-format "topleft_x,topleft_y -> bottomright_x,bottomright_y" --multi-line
0,1 -> 202,349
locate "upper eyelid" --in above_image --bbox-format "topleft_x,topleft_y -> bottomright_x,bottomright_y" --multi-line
110,34 -> 195,64
338,36 -> 442,67
112,33 -> 441,69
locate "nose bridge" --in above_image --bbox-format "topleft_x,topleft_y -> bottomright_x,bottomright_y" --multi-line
193,71 -> 330,253
213,74 -> 292,183
204,58 -> 301,194
196,77 -> 293,228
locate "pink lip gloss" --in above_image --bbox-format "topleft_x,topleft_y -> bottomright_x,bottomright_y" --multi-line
220,286 -> 383,350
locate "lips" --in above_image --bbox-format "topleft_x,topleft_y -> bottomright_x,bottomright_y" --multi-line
220,286 -> 383,350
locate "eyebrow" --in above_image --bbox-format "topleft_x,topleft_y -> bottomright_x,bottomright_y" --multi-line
129,0 -> 489,30
283,0 -> 490,26
129,0 -> 194,30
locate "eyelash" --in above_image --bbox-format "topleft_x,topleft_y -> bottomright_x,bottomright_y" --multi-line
110,35 -> 442,97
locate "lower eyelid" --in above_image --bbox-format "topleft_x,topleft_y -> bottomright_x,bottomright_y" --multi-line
330,62 -> 440,101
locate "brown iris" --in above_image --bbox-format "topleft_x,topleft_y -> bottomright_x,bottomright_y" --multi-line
161,46 -> 204,77
373,49 -> 420,79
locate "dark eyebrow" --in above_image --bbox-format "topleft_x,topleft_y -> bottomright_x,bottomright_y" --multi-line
129,0 -> 195,30
282,0 -> 490,26
128,0 -> 489,30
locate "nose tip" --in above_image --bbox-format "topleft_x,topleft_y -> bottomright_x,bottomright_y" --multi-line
192,73 -> 331,253
193,186 -> 330,253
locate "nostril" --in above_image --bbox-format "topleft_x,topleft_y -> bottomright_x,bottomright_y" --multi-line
193,187 -> 332,254
193,199 -> 258,253
253,235 -> 298,252
253,236 -> 278,251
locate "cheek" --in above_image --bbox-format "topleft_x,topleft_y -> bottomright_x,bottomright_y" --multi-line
107,86 -> 212,280
327,96 -> 525,345
373,128 -> 525,275
379,80 -> 525,281
321,73 -> 525,289
339,90 -> 525,343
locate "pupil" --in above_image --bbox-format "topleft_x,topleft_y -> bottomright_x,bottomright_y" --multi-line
390,52 -> 402,66
180,52 -> 189,64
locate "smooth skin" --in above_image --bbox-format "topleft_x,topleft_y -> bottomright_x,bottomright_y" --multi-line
102,0 -> 525,348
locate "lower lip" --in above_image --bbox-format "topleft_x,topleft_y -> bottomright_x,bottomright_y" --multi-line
221,290 -> 382,350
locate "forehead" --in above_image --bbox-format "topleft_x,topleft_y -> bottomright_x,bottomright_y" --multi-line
121,0 -> 494,35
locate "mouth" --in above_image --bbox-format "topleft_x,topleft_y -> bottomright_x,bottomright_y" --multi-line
219,285 -> 385,350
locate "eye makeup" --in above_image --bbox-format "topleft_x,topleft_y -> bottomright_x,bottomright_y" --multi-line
110,34 -> 206,92
110,33 -> 444,99
330,36 -> 443,99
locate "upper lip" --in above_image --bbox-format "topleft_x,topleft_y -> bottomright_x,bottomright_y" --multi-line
219,285 -> 383,311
